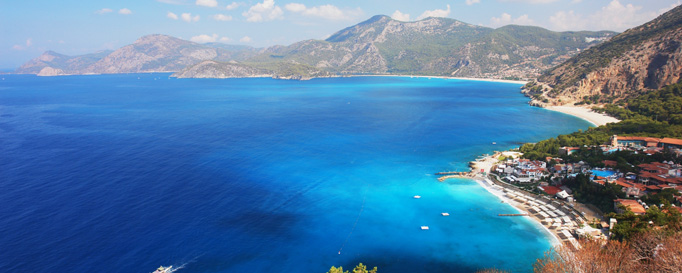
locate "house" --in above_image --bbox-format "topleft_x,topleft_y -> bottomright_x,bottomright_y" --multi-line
614,199 -> 647,215
559,147 -> 580,156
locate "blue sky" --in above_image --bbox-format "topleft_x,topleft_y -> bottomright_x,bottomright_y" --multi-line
1,0 -> 679,69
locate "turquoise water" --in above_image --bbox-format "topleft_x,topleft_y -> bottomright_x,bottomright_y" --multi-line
0,74 -> 592,272
591,169 -> 616,177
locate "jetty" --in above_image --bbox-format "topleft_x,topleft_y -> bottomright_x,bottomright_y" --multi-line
436,172 -> 472,182
498,213 -> 529,216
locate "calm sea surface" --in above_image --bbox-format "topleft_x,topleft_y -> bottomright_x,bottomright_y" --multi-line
0,74 -> 591,273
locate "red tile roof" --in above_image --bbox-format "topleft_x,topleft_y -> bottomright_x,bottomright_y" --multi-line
603,160 -> 617,167
660,138 -> 682,146
615,199 -> 647,214
541,186 -> 562,195
615,178 -> 634,188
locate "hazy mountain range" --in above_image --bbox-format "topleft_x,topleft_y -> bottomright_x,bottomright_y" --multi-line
16,15 -> 614,80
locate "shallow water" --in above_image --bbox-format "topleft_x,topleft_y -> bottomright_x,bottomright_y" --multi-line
0,74 -> 592,273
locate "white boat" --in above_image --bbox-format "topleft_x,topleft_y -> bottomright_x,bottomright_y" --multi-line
413,195 -> 421,199
153,266 -> 173,273
441,212 -> 450,216
420,226 -> 429,230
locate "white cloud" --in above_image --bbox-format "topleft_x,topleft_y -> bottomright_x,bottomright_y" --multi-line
285,3 -> 362,21
391,10 -> 410,21
285,3 -> 306,12
220,37 -> 231,42
417,4 -> 450,20
549,0 -> 677,32
96,8 -> 113,14
156,0 -> 189,4
191,34 -> 219,43
213,14 -> 233,21
490,12 -> 534,27
119,8 -> 132,15
196,0 -> 218,8
181,13 -> 201,22
571,0 -> 582,3
167,12 -> 179,20
12,39 -> 32,50
240,36 -> 252,43
549,10 -> 586,31
242,0 -> 283,22
226,2 -> 241,10
499,0 -> 557,3
465,0 -> 480,5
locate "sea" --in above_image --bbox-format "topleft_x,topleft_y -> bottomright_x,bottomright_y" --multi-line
0,74 -> 592,273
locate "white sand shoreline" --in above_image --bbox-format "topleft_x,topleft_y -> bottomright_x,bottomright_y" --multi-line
471,176 -> 563,247
546,105 -> 620,127
349,74 -> 528,85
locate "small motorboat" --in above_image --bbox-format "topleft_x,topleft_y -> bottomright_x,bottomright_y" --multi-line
153,266 -> 173,273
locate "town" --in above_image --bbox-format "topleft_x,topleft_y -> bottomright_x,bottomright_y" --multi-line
447,135 -> 682,248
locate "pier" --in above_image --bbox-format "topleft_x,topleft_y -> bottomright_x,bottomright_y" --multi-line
436,172 -> 472,182
498,213 -> 529,216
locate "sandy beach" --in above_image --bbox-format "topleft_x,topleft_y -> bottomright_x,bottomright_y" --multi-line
471,176 -> 563,247
546,105 -> 620,127
351,74 -> 528,85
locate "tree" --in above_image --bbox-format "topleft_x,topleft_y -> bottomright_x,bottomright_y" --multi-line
326,263 -> 377,273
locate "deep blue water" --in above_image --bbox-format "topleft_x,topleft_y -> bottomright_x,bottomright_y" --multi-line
0,74 -> 592,273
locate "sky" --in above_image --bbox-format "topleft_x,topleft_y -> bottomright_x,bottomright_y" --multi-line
1,0 -> 680,69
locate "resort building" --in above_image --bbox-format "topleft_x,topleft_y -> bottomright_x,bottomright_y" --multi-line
610,135 -> 682,151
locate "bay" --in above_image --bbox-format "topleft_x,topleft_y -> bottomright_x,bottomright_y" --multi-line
0,74 -> 591,273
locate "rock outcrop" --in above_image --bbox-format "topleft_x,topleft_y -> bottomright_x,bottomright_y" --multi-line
526,4 -> 682,105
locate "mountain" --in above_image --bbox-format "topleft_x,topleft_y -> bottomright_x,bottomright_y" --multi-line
178,15 -> 614,79
15,34 -> 259,76
16,50 -> 113,76
524,4 -> 682,106
16,17 -> 615,79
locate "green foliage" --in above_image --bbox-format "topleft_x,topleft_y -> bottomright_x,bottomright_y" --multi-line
643,188 -> 682,207
608,203 -> 682,241
564,174 -> 625,213
327,263 -> 377,273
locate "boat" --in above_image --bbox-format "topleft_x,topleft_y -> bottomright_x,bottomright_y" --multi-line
413,195 -> 421,199
153,266 -> 173,273
441,212 -> 450,216
421,226 -> 429,230
492,142 -> 496,145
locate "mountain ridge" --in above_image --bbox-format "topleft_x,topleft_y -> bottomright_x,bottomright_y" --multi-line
15,17 -> 616,79
523,4 -> 682,106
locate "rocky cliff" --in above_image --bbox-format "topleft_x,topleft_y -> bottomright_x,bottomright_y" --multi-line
525,4 -> 682,106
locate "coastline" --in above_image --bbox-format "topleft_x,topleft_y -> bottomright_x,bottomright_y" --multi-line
471,176 -> 563,247
351,74 -> 528,85
545,105 -> 620,127
464,153 -> 580,248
